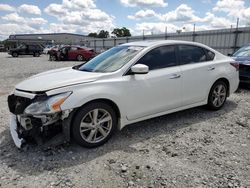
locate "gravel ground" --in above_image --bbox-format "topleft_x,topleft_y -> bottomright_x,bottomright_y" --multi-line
0,52 -> 249,188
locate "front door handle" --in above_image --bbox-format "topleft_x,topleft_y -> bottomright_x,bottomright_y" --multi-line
207,67 -> 215,71
169,74 -> 181,79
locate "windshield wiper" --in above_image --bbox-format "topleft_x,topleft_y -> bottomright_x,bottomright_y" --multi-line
80,68 -> 93,72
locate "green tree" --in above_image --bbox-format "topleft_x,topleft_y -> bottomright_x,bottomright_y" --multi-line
88,30 -> 109,38
88,33 -> 98,37
111,27 -> 131,37
97,30 -> 109,38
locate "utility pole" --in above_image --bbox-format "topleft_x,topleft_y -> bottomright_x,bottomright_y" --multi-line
192,23 -> 196,42
165,26 -> 167,40
233,18 -> 240,53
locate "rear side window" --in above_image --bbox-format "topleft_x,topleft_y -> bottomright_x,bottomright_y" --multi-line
70,47 -> 78,51
178,45 -> 207,64
136,45 -> 177,70
29,45 -> 36,50
205,49 -> 215,61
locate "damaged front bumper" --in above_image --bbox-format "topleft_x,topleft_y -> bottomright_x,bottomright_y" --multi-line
10,113 -> 24,148
8,91 -> 74,148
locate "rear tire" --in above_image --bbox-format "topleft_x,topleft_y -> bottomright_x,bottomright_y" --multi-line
12,52 -> 18,57
207,81 -> 228,110
76,54 -> 84,61
72,102 -> 117,148
33,52 -> 40,57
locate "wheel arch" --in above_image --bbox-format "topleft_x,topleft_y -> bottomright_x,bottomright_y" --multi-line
76,54 -> 85,60
69,98 -> 122,131
213,77 -> 230,97
207,77 -> 230,105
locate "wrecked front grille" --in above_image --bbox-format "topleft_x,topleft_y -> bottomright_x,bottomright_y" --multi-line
8,94 -> 32,115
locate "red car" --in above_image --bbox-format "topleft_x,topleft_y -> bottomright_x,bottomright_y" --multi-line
49,46 -> 95,61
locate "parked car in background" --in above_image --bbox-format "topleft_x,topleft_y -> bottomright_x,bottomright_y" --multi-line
0,44 -> 5,52
49,46 -> 95,61
8,44 -> 43,57
43,45 -> 53,54
8,40 -> 239,148
232,44 -> 250,85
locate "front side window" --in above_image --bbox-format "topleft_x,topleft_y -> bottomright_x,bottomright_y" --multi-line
178,45 -> 207,65
136,45 -> 177,70
18,45 -> 26,49
79,45 -> 144,73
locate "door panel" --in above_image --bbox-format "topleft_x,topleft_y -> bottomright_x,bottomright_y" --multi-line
124,67 -> 182,120
177,44 -> 216,105
180,62 -> 217,106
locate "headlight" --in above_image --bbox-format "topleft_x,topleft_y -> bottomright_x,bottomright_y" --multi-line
24,92 -> 72,115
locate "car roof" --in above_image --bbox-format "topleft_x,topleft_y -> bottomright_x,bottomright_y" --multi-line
121,40 -> 209,48
120,40 -> 227,60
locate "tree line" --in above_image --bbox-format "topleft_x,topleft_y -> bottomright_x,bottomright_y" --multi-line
88,27 -> 131,38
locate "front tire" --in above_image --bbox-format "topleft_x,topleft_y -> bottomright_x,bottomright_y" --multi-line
207,81 -> 228,110
72,102 -> 117,148
49,55 -> 57,61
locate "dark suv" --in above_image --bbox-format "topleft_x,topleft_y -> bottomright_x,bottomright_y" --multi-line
8,44 -> 43,57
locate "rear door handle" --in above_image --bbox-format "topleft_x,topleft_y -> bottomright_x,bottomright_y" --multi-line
207,67 -> 215,71
169,74 -> 181,79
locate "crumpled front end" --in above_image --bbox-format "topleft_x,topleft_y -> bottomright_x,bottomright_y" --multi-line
7,91 -> 73,148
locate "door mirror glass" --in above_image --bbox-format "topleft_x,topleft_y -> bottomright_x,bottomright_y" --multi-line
130,64 -> 149,74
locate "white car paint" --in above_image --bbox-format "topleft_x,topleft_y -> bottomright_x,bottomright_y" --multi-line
12,40 -> 239,131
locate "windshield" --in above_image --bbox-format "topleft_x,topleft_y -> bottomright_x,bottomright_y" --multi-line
78,45 -> 144,73
17,44 -> 25,49
233,46 -> 250,57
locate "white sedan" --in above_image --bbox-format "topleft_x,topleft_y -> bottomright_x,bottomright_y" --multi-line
8,40 -> 239,148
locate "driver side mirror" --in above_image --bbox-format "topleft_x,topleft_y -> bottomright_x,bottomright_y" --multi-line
130,64 -> 149,74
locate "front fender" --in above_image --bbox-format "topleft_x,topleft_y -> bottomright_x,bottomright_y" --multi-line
46,82 -> 126,120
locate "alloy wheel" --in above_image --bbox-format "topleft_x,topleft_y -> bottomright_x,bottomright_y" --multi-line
77,55 -> 83,61
79,108 -> 112,143
212,84 -> 226,107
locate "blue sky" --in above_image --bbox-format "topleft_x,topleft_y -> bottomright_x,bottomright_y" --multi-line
0,0 -> 250,40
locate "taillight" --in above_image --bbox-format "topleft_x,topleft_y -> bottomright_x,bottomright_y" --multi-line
230,62 -> 239,71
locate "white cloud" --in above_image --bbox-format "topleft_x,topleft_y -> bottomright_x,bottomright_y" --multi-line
48,23 -> 79,33
2,13 -> 26,23
213,0 -> 250,24
44,4 -> 66,17
62,0 -> 96,9
160,4 -> 201,22
0,23 -> 36,39
44,1 -> 115,34
135,22 -> 178,34
0,4 -> 15,12
18,4 -> 41,15
2,13 -> 47,28
201,12 -> 234,28
121,0 -> 167,7
128,9 -> 157,19
213,0 -> 244,14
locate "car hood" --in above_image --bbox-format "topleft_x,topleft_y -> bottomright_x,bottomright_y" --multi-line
16,67 -> 103,92
232,56 -> 250,64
